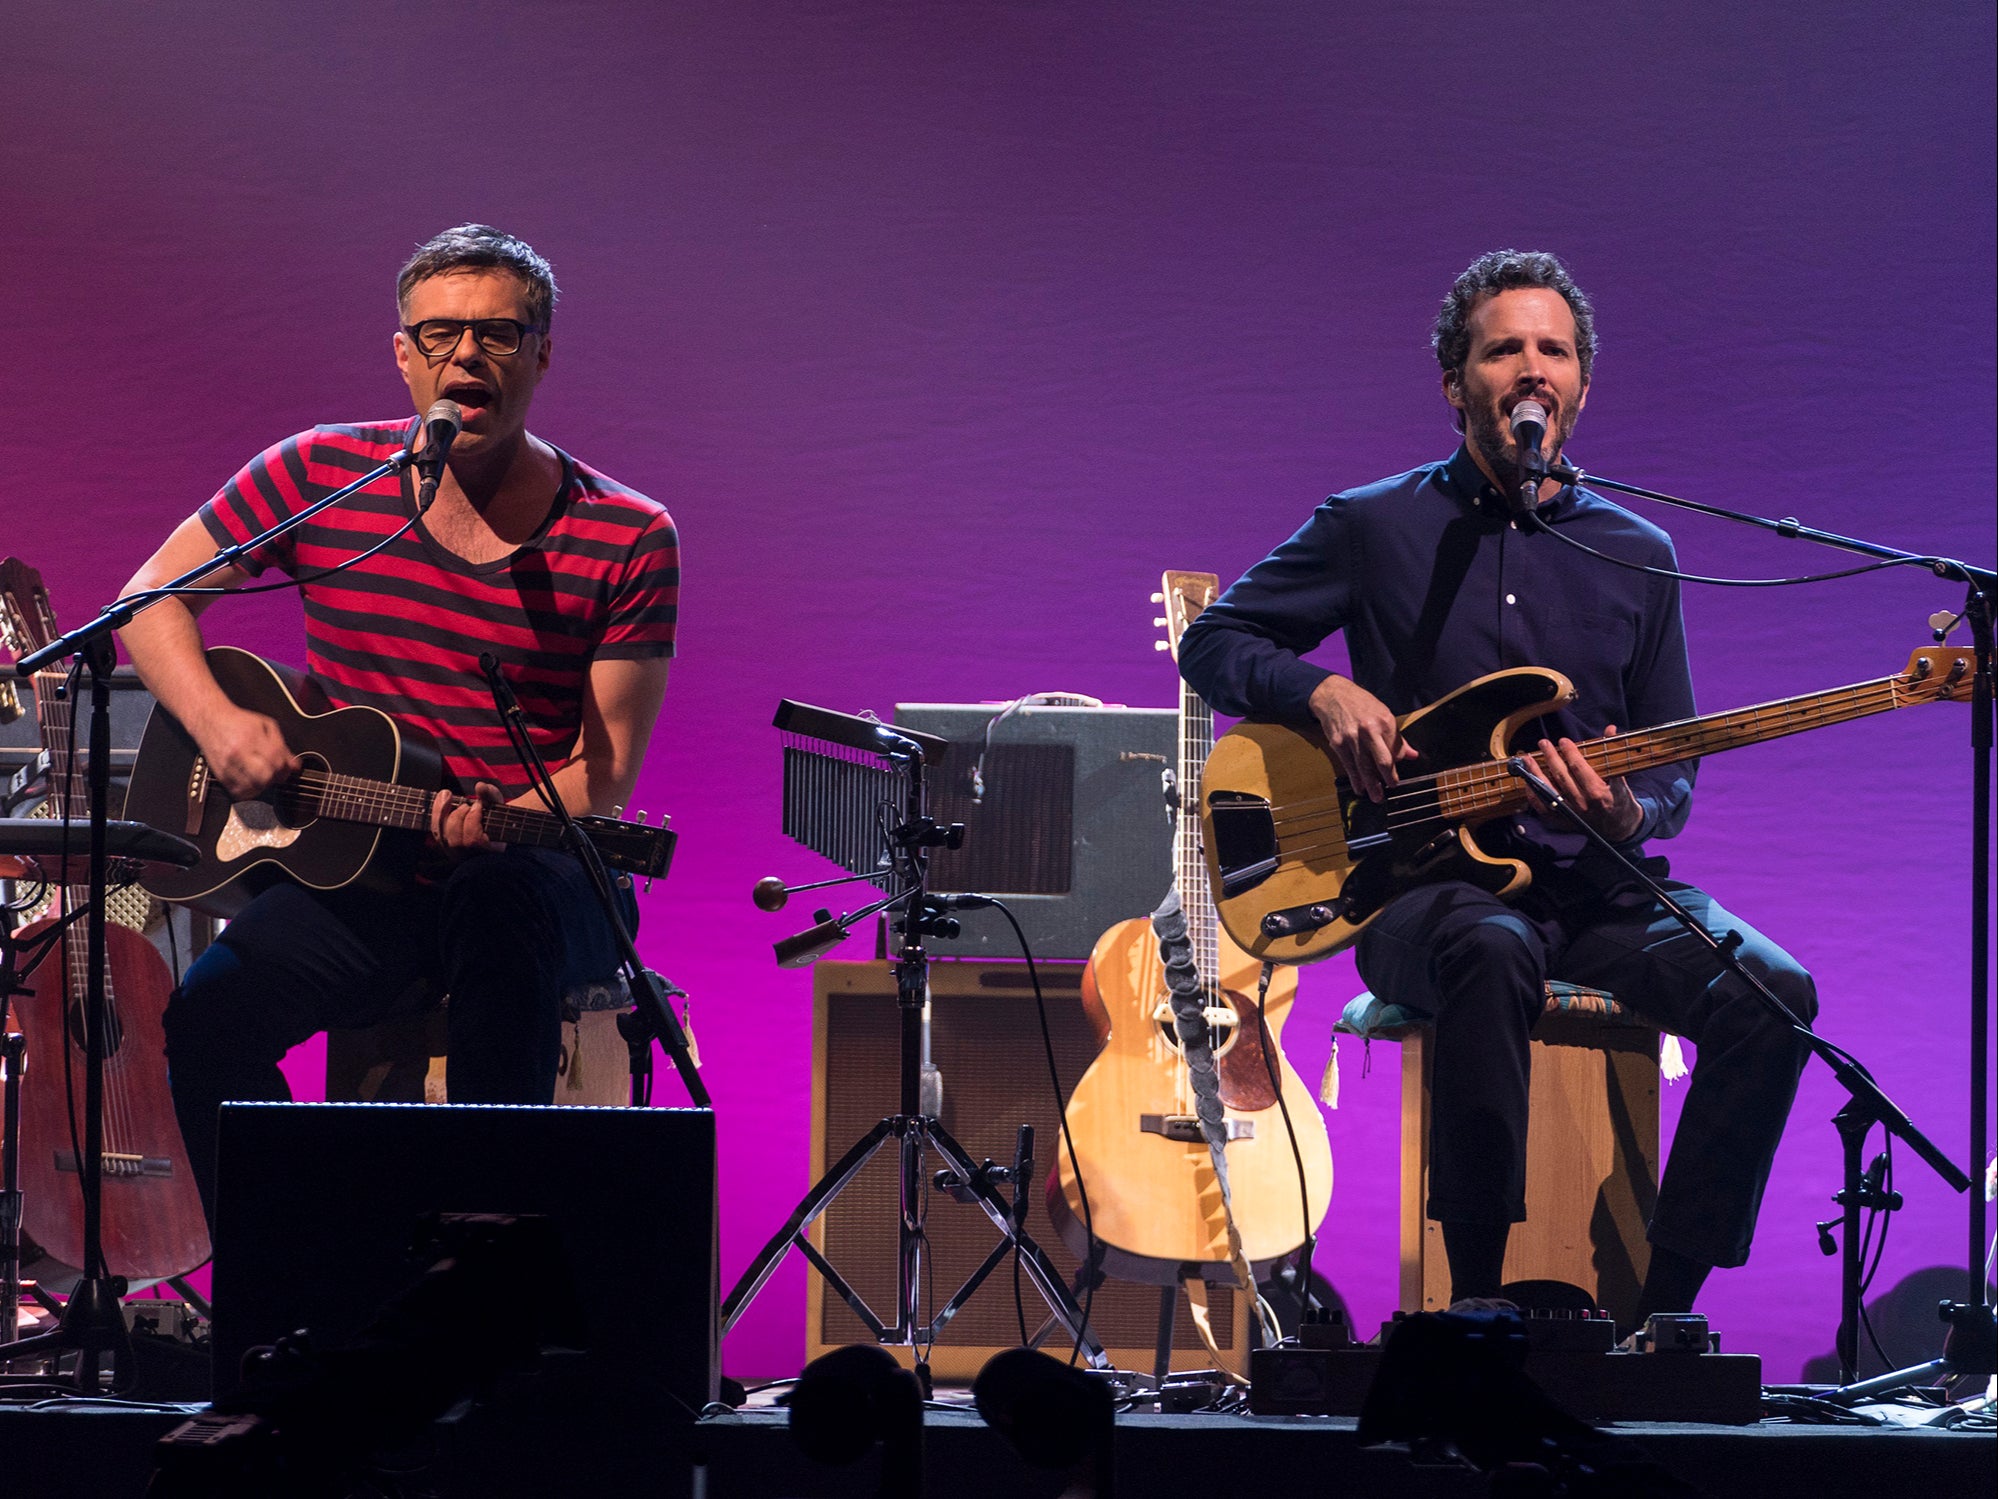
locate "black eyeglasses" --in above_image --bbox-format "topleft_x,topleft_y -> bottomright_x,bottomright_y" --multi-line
402,318 -> 544,358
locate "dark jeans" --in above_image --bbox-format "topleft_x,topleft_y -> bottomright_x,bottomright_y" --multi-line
1355,871 -> 1817,1268
164,846 -> 632,1223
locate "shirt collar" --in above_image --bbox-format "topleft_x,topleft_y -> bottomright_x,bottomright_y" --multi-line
1439,442 -> 1575,522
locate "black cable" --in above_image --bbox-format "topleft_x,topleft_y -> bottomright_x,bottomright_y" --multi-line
1526,508 -> 1984,596
117,513 -> 423,607
1254,961 -> 1317,1326
985,897 -> 1096,1366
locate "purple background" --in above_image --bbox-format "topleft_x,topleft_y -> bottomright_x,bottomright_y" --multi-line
4,2 -> 1991,1381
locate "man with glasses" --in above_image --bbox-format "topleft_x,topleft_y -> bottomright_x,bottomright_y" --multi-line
117,225 -> 678,1221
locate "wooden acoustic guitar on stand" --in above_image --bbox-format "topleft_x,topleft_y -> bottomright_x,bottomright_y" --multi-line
1050,572 -> 1333,1305
0,557 -> 211,1283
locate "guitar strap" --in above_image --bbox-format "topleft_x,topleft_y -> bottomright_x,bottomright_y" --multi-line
1150,889 -> 1278,1377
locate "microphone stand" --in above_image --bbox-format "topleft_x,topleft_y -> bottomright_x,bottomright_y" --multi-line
477,654 -> 707,1110
6,445 -> 420,1392
1539,455 -> 1996,1353
1501,757 -> 1973,1389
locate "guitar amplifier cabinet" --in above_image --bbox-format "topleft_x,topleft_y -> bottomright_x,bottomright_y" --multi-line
891,703 -> 1175,960
809,959 -> 1246,1379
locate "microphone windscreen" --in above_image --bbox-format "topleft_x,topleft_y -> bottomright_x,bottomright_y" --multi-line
425,398 -> 464,439
1509,398 -> 1548,444
752,876 -> 789,912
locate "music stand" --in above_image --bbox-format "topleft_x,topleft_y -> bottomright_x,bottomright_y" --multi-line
719,701 -> 1106,1382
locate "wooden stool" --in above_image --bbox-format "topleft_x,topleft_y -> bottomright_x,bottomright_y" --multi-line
325,971 -> 681,1107
1333,983 -> 1679,1326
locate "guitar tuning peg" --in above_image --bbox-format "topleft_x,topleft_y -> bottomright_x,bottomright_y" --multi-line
1154,640 -> 1171,651
635,809 -> 648,824
1150,592 -> 1164,603
1153,616 -> 1169,628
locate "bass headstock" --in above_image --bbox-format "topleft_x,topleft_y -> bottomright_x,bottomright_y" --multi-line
1899,645 -> 1976,704
1152,569 -> 1220,663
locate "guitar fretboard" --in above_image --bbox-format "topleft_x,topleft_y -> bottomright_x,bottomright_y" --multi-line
272,772 -> 571,848
1425,665 -> 1959,823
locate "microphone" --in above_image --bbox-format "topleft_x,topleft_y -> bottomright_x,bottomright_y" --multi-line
413,399 -> 463,512
1509,398 -> 1548,516
775,909 -> 849,968
752,876 -> 790,912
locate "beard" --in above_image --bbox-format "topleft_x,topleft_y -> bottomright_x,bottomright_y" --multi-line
1467,395 -> 1579,485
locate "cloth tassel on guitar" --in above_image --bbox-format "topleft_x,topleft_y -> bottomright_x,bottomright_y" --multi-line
1319,1038 -> 1339,1109
1661,1032 -> 1687,1082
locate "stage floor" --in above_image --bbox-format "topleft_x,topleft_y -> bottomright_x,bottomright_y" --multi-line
6,1398 -> 1992,1498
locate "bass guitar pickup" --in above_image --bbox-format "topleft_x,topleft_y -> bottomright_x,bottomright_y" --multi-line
1261,899 -> 1348,939
1140,1114 -> 1255,1143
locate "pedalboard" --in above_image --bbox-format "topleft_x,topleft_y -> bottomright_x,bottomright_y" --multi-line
1249,1310 -> 1763,1425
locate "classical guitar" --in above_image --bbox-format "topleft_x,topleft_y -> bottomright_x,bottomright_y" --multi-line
124,646 -> 675,918
0,558 -> 211,1281
1201,645 -> 1977,965
1050,571 -> 1333,1283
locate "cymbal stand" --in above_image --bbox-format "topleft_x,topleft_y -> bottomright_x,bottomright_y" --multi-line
720,709 -> 1105,1382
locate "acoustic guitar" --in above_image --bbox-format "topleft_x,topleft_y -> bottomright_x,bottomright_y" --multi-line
1201,644 -> 1977,965
1049,571 -> 1333,1283
123,646 -> 675,917
0,558 -> 211,1281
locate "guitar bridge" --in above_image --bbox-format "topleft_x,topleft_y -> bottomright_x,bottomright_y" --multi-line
1140,1114 -> 1254,1143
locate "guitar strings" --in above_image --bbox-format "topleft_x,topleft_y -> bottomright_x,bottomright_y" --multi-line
1250,675 -> 1920,870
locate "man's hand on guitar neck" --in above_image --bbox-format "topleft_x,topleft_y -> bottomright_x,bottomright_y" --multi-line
1308,674 -> 1419,803
1523,729 -> 1644,844
431,783 -> 502,857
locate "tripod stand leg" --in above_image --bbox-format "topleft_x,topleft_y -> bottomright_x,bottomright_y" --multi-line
721,1118 -> 896,1337
927,1120 -> 1108,1366
796,1231 -> 888,1340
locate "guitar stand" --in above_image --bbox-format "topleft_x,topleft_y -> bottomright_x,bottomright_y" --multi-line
720,743 -> 1107,1384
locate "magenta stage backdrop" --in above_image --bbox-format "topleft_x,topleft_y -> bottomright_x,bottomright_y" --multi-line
4,2 -> 1991,1381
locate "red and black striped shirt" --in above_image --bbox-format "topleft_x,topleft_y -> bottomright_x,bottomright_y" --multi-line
200,420 -> 678,799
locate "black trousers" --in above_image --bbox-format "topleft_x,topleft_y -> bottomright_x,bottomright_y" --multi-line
1355,871 -> 1817,1269
163,846 -> 631,1222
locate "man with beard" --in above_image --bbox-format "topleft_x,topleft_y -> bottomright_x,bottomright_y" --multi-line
117,225 -> 677,1222
1176,250 -> 1815,1329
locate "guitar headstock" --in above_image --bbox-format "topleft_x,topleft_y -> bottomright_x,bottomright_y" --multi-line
0,557 -> 60,666
1900,645 -> 1977,704
1152,570 -> 1220,663
577,812 -> 677,880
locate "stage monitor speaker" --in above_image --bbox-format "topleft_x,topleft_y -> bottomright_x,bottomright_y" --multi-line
0,663 -> 156,777
212,1102 -> 718,1417
809,960 -> 1246,1379
892,702 -> 1174,960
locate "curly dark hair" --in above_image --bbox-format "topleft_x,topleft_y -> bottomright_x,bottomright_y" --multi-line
395,224 -> 559,332
1431,249 -> 1597,384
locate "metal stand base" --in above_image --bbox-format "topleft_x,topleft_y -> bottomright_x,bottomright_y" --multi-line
720,1108 -> 1107,1370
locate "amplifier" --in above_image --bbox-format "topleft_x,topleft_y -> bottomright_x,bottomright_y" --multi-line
0,664 -> 157,774
891,702 -> 1174,960
809,959 -> 1247,1380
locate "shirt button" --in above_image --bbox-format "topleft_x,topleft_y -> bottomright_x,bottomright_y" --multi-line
1505,593 -> 1517,605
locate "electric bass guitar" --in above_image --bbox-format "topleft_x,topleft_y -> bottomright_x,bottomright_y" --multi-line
1201,644 -> 1977,965
1050,571 -> 1333,1282
124,646 -> 675,917
0,557 -> 211,1281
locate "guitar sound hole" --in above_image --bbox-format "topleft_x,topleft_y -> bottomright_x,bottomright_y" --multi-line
267,753 -> 329,829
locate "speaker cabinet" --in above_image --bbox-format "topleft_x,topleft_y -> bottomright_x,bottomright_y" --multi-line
213,1102 -> 718,1415
809,960 -> 1245,1379
891,704 -> 1175,960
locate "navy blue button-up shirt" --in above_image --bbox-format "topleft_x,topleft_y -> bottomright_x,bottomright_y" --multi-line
1177,445 -> 1697,865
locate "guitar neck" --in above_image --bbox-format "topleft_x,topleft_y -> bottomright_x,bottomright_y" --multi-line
1176,678 -> 1221,976
279,772 -> 570,850
1439,669 -> 1928,819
